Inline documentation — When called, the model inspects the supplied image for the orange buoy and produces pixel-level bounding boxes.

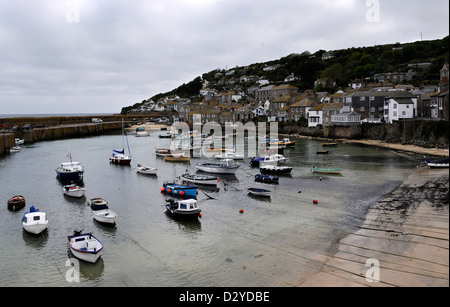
[161,187,165,192]
[199,213,202,218]
[168,189,172,193]
[313,200,318,204]
[239,209,244,213]
[180,190,185,196]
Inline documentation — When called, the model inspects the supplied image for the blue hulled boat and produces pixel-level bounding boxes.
[55,153,84,182]
[162,182,198,198]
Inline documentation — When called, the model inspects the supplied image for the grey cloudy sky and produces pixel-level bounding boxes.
[1,0,448,115]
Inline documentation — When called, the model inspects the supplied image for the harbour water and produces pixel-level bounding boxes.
[0,131,420,287]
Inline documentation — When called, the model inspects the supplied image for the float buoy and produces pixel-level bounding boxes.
[168,189,172,193]
[239,209,244,214]
[313,200,318,204]
[199,213,202,218]
[180,190,185,196]
[298,190,302,193]
[161,187,165,192]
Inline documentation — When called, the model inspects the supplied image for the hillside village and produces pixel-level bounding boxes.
[123,38,449,129]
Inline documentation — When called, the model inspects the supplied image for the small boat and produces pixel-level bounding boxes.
[136,164,157,175]
[110,119,132,165]
[15,138,24,145]
[63,183,86,198]
[316,150,329,154]
[311,166,342,174]
[158,133,172,138]
[255,174,279,184]
[155,147,171,157]
[426,158,449,168]
[22,206,48,235]
[56,153,84,182]
[7,146,21,153]
[260,154,287,166]
[90,198,109,210]
[162,182,198,198]
[165,198,201,219]
[93,208,117,224]
[195,159,240,174]
[181,173,219,186]
[67,229,103,263]
[247,188,271,197]
[135,127,149,137]
[260,165,292,174]
[321,142,338,147]
[267,138,295,147]
[165,153,191,162]
[7,195,26,211]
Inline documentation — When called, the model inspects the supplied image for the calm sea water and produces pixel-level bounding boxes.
[0,131,419,287]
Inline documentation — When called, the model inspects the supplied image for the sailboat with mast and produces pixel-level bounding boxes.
[109,118,132,165]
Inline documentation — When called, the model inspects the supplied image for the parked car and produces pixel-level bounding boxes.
[22,124,33,130]
[12,125,21,131]
[35,124,45,128]
[92,118,103,123]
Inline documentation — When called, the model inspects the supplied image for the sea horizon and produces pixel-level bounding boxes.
[0,112,116,119]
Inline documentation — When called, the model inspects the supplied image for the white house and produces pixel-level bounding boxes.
[383,92,418,123]
[331,106,361,126]
[308,104,325,127]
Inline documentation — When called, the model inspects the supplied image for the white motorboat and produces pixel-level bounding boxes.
[165,198,201,219]
[195,159,239,174]
[426,158,449,168]
[22,206,48,235]
[8,146,21,153]
[67,229,103,263]
[181,173,219,186]
[15,138,24,145]
[259,154,287,166]
[63,183,86,198]
[56,153,84,182]
[260,164,293,174]
[136,164,157,175]
[93,209,118,224]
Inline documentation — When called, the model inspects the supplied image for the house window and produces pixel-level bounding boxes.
[370,107,375,112]
[360,97,365,101]
[393,103,397,109]
[393,111,397,116]
[360,107,365,112]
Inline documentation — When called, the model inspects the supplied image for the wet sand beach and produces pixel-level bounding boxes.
[300,166,449,287]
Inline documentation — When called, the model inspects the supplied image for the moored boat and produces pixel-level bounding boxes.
[181,173,219,186]
[22,206,48,235]
[426,158,449,168]
[93,209,117,224]
[136,164,157,175]
[164,198,201,219]
[67,229,103,263]
[316,150,329,154]
[255,174,279,184]
[195,159,239,174]
[214,151,244,160]
[321,142,338,147]
[7,195,26,211]
[259,165,292,174]
[63,183,86,198]
[110,119,132,165]
[162,182,198,198]
[56,153,84,182]
[164,153,191,162]
[259,154,287,166]
[247,187,271,197]
[90,198,109,210]
[311,166,342,174]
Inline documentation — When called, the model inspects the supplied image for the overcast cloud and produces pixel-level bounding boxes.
[0,0,448,114]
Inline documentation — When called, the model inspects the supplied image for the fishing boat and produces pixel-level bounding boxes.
[181,173,219,186]
[67,229,103,263]
[214,151,244,160]
[260,165,292,174]
[7,195,26,211]
[426,157,449,168]
[55,153,84,182]
[164,198,201,219]
[63,183,86,198]
[311,166,342,174]
[7,146,21,153]
[164,153,191,162]
[247,187,271,197]
[90,198,109,210]
[321,142,338,147]
[22,206,48,235]
[93,208,117,224]
[136,164,157,175]
[155,147,171,157]
[255,174,279,184]
[158,133,172,138]
[110,119,132,165]
[259,154,287,166]
[195,159,240,174]
[161,182,198,198]
[267,138,295,147]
